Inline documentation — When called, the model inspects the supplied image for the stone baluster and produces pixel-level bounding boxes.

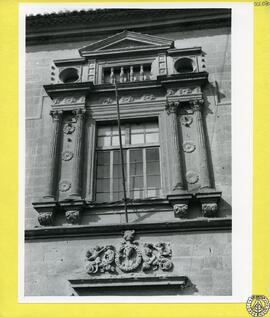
[139,65,144,81]
[191,99,212,189]
[129,66,134,82]
[43,110,63,200]
[120,67,124,83]
[69,109,86,199]
[110,67,115,84]
[165,101,185,191]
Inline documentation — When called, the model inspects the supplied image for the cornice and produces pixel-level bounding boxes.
[25,218,231,240]
[26,9,231,46]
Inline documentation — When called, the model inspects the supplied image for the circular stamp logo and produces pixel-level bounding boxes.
[246,295,270,317]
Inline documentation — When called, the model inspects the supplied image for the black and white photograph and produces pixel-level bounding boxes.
[22,5,243,299]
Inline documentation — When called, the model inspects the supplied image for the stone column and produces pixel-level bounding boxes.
[69,108,86,199]
[165,101,184,191]
[191,99,212,189]
[43,110,63,200]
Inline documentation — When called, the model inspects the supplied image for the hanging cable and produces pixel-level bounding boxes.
[114,79,129,223]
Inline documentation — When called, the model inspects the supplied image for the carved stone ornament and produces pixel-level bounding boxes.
[85,230,174,275]
[102,98,114,105]
[183,141,196,153]
[177,88,193,95]
[166,89,176,96]
[120,96,134,103]
[63,122,75,134]
[165,101,179,114]
[38,212,54,226]
[189,99,204,111]
[202,203,218,217]
[142,94,155,101]
[53,96,85,105]
[65,210,80,224]
[59,180,71,192]
[62,150,74,161]
[173,204,188,218]
[186,171,199,184]
[180,115,193,127]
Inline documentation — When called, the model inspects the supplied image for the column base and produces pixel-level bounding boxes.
[195,191,222,217]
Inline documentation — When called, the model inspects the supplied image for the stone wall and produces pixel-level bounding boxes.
[25,23,231,296]
[25,230,231,296]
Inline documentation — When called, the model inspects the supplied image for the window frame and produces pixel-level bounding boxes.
[94,121,162,202]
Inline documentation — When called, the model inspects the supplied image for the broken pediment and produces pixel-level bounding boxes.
[79,30,174,57]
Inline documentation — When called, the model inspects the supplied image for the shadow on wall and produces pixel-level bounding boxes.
[74,278,198,296]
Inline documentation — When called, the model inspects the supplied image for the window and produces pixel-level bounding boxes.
[95,121,161,202]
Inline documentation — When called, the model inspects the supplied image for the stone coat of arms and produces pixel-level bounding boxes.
[85,230,173,274]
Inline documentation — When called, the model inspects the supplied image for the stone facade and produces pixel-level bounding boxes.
[25,9,231,296]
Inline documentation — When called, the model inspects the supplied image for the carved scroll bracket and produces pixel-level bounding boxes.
[167,193,193,219]
[195,191,222,217]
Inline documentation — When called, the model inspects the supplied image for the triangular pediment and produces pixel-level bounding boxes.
[79,30,174,57]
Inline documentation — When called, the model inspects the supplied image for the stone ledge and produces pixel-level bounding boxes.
[25,217,231,240]
[69,275,188,296]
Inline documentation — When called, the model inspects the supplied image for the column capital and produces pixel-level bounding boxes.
[72,108,86,119]
[189,98,204,111]
[50,110,63,120]
[165,100,180,114]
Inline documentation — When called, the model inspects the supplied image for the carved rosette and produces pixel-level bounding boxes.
[202,203,218,217]
[65,210,80,224]
[180,115,193,127]
[62,151,74,161]
[38,212,54,226]
[59,180,71,192]
[173,204,188,218]
[63,122,75,134]
[85,230,174,275]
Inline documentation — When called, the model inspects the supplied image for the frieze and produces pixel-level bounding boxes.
[102,98,114,105]
[142,94,155,101]
[166,87,201,97]
[120,96,134,103]
[53,96,85,105]
[85,230,173,274]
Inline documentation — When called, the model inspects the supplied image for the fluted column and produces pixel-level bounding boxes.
[165,101,184,191]
[43,110,63,200]
[191,99,212,189]
[69,108,86,198]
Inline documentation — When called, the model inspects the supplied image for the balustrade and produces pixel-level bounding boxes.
[104,64,152,84]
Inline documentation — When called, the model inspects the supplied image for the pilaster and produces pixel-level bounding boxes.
[69,109,86,199]
[43,110,63,200]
